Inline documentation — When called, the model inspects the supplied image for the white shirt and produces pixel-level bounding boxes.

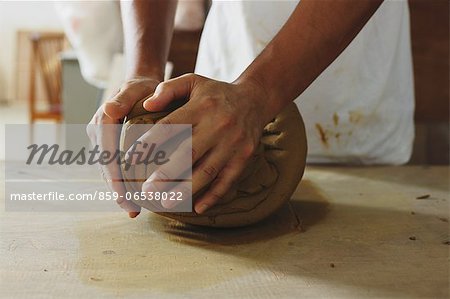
[195,0,415,165]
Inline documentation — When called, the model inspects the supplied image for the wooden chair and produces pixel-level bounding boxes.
[28,32,65,123]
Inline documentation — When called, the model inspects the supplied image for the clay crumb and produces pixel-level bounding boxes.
[90,277,102,282]
[102,250,116,255]
[288,241,295,246]
[416,194,430,200]
[411,211,415,215]
[43,269,48,272]
[409,236,416,241]
[442,241,450,245]
[438,217,448,223]
[330,263,335,268]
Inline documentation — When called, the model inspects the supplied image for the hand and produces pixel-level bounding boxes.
[129,74,273,214]
[87,76,160,218]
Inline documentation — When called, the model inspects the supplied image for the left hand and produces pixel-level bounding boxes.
[87,76,160,218]
[127,74,273,214]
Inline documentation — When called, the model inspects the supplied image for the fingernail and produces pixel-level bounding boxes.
[196,203,209,214]
[129,211,140,218]
[161,198,178,209]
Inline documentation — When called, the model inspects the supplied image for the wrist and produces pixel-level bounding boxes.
[126,65,165,83]
[233,75,281,125]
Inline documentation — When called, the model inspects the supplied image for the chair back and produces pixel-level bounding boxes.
[30,32,65,110]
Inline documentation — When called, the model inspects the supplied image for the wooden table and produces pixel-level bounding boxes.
[1,165,448,298]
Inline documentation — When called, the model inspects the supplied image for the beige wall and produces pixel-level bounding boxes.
[0,1,62,102]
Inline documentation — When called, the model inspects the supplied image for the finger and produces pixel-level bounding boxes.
[143,74,198,112]
[95,114,141,217]
[191,146,231,196]
[86,122,97,146]
[104,79,158,119]
[141,138,193,195]
[86,108,108,146]
[126,112,210,167]
[194,160,247,214]
[160,180,192,210]
[124,110,191,165]
[103,89,139,120]
[99,125,142,216]
[125,105,194,165]
[99,155,142,217]
[110,175,141,218]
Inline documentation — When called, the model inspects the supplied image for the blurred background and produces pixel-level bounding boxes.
[0,0,448,164]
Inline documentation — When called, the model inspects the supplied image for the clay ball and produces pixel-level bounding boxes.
[120,99,307,227]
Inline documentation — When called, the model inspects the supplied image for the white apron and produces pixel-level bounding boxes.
[195,0,414,165]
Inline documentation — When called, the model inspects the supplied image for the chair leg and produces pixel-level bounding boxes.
[29,40,37,124]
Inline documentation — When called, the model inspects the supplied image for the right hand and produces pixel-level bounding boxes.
[87,76,160,218]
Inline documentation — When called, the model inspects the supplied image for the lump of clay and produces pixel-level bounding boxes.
[120,98,307,227]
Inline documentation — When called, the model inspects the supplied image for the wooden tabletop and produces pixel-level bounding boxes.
[1,165,448,298]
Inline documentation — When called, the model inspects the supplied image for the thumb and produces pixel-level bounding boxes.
[103,94,131,120]
[143,74,196,112]
[104,78,160,119]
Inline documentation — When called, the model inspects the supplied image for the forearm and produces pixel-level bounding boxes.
[121,0,177,81]
[237,0,383,118]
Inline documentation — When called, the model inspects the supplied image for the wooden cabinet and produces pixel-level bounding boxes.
[409,0,449,122]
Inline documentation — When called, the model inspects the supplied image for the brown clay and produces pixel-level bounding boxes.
[120,98,307,227]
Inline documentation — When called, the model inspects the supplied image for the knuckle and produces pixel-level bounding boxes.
[230,128,245,144]
[113,88,121,97]
[207,190,224,203]
[182,73,196,80]
[202,165,218,179]
[219,115,236,130]
[200,96,219,110]
[123,77,149,88]
[121,80,137,91]
[176,105,190,119]
[120,78,158,98]
[156,82,169,94]
[156,118,173,135]
[157,117,172,126]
